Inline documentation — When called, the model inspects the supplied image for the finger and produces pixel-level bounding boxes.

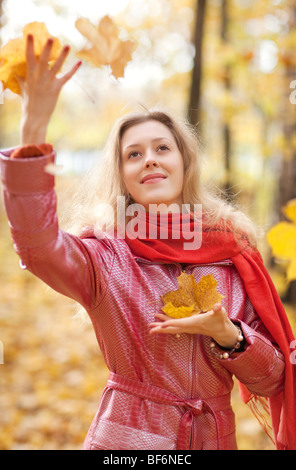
[150,324,181,335]
[149,326,162,335]
[212,303,228,316]
[150,318,181,331]
[154,313,171,321]
[25,34,38,74]
[153,318,178,328]
[57,59,82,86]
[49,44,70,76]
[149,321,168,329]
[155,313,194,327]
[38,38,54,71]
[212,303,222,312]
[154,313,192,325]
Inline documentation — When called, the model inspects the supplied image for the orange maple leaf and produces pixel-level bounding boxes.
[161,273,225,319]
[75,16,136,79]
[0,22,62,95]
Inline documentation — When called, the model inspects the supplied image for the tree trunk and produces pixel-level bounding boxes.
[278,77,296,209]
[277,4,296,303]
[187,0,206,127]
[220,0,232,199]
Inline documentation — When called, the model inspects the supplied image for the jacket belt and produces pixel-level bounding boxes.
[106,372,231,450]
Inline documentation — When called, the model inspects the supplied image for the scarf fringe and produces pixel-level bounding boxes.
[246,395,275,447]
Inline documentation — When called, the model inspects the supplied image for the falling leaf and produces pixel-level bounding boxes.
[0,22,62,95]
[161,272,225,319]
[75,16,136,79]
[267,199,296,282]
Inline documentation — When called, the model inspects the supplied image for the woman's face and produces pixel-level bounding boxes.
[120,120,184,212]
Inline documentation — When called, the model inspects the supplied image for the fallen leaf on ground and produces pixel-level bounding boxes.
[75,16,136,79]
[161,272,225,319]
[0,22,62,95]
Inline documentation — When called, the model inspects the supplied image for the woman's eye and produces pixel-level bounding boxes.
[158,145,169,152]
[128,151,141,158]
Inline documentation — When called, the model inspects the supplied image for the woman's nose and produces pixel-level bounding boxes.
[144,151,159,168]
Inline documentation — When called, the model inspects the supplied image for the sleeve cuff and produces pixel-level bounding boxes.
[0,146,56,194]
[215,320,283,375]
[10,143,53,159]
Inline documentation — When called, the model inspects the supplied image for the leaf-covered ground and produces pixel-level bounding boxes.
[0,185,275,450]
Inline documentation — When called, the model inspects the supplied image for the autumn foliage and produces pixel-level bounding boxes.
[0,22,61,94]
[75,16,136,79]
[0,1,295,451]
[161,273,224,318]
[0,16,136,95]
[267,199,296,283]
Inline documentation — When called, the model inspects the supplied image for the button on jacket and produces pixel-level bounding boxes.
[0,149,285,450]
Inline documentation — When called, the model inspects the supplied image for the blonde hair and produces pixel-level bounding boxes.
[66,106,258,246]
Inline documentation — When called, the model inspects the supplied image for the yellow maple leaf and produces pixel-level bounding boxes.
[161,302,196,319]
[161,272,225,319]
[0,22,62,95]
[267,198,296,282]
[75,16,136,79]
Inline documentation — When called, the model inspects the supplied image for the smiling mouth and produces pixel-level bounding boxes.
[140,174,167,184]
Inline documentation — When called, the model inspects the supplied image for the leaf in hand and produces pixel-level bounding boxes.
[0,22,62,95]
[161,273,225,319]
[75,16,136,79]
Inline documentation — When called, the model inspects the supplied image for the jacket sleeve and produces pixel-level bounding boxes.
[0,147,113,311]
[216,297,285,398]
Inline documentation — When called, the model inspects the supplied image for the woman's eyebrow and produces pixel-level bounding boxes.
[124,137,171,149]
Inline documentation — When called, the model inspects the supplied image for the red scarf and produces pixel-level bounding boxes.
[124,210,296,450]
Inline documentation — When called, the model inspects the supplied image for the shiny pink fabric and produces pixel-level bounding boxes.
[0,150,285,450]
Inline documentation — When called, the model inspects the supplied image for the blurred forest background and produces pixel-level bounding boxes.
[0,0,296,450]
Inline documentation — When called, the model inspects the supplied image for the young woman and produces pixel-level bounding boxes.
[1,36,295,450]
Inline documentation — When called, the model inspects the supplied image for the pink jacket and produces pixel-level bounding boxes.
[0,149,285,450]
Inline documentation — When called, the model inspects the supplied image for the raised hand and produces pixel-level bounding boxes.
[18,34,82,145]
